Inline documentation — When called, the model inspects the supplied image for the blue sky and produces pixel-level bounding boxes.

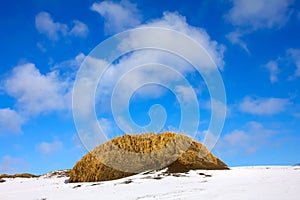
[1,0,300,174]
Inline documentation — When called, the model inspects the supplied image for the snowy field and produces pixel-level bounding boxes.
[0,166,299,200]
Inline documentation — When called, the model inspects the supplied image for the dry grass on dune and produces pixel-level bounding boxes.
[69,132,228,183]
[0,173,39,179]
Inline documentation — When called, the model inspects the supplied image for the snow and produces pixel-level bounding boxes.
[0,166,299,200]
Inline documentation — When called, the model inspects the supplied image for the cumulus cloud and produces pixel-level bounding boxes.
[35,12,88,40]
[3,63,71,116]
[264,61,280,83]
[287,48,300,79]
[37,140,63,155]
[239,96,291,115]
[73,11,225,139]
[174,85,197,104]
[91,12,225,109]
[216,121,276,156]
[52,52,86,77]
[226,30,249,53]
[91,0,142,34]
[35,12,68,40]
[70,20,89,37]
[225,0,294,51]
[0,108,24,134]
[226,0,294,30]
[72,12,226,139]
[0,52,84,134]
[264,48,300,81]
[143,12,225,68]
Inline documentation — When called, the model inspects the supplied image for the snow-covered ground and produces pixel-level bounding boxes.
[1,166,299,200]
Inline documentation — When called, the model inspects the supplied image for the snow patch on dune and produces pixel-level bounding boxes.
[0,166,299,200]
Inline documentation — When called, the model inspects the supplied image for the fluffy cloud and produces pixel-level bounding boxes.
[35,12,68,40]
[90,12,225,119]
[73,11,225,140]
[225,0,294,51]
[264,61,280,83]
[0,53,84,134]
[239,96,291,115]
[287,48,300,79]
[142,12,225,69]
[216,121,276,156]
[0,108,24,134]
[37,140,63,155]
[35,12,88,40]
[52,52,86,77]
[75,12,226,138]
[226,0,294,30]
[226,30,249,53]
[3,63,71,116]
[70,20,89,37]
[264,48,300,81]
[174,85,197,104]
[91,0,142,34]
[91,11,224,98]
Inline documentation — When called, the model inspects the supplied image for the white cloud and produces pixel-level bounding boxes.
[264,61,280,83]
[3,63,71,116]
[287,48,300,79]
[226,30,249,53]
[35,12,68,40]
[216,121,276,156]
[174,85,197,104]
[92,12,225,110]
[70,20,89,37]
[239,96,290,115]
[225,0,294,51]
[264,48,300,81]
[35,12,88,40]
[37,42,47,52]
[141,12,225,69]
[37,140,63,155]
[91,0,142,34]
[73,55,109,118]
[52,52,85,76]
[0,108,24,134]
[222,130,249,147]
[226,0,294,30]
[0,155,27,174]
[73,12,225,139]
[98,117,118,138]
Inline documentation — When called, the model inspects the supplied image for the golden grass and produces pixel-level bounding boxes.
[69,132,228,182]
[0,173,39,179]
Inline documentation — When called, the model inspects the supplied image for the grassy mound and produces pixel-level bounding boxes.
[69,132,228,182]
[0,173,39,179]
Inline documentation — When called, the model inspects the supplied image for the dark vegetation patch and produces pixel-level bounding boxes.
[198,172,212,177]
[121,179,133,184]
[90,183,102,186]
[73,184,81,188]
[170,173,187,177]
